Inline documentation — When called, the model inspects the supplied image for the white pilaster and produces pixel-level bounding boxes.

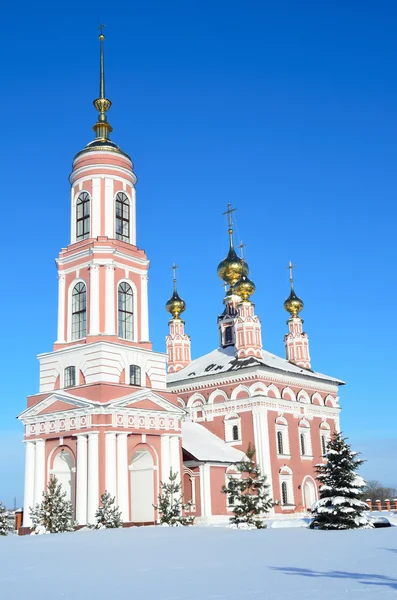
[105,432,117,499]
[169,436,181,484]
[160,435,171,484]
[252,407,274,502]
[104,178,114,238]
[104,264,116,335]
[23,441,36,527]
[33,439,46,507]
[130,188,137,246]
[199,463,212,518]
[87,432,99,524]
[57,274,66,343]
[89,264,100,335]
[140,274,149,342]
[75,434,88,525]
[117,433,129,521]
[92,177,101,238]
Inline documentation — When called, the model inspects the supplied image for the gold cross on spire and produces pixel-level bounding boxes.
[223,203,236,230]
[99,23,106,37]
[238,240,247,259]
[286,260,296,290]
[171,263,179,291]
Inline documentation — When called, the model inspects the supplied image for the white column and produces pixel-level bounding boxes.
[169,436,181,485]
[92,177,101,238]
[252,407,274,502]
[199,463,212,518]
[57,274,66,343]
[87,433,99,524]
[105,432,117,499]
[104,178,114,238]
[160,435,171,484]
[33,439,46,507]
[89,264,100,335]
[23,441,36,527]
[75,435,88,525]
[140,274,149,342]
[130,188,137,246]
[104,264,116,335]
[117,433,129,521]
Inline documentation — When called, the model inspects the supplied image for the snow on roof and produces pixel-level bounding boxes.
[182,421,245,463]
[167,346,344,386]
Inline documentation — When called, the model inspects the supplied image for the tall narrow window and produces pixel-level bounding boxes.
[277,431,284,455]
[300,433,306,456]
[129,365,141,386]
[225,326,233,343]
[115,192,130,242]
[118,282,134,340]
[64,366,76,388]
[321,435,327,456]
[281,481,288,505]
[76,192,90,240]
[71,282,87,340]
[232,424,239,441]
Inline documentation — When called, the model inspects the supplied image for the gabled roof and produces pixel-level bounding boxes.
[18,392,98,419]
[182,421,245,463]
[168,346,344,386]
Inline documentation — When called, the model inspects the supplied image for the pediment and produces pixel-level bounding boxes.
[109,390,185,414]
[19,393,96,419]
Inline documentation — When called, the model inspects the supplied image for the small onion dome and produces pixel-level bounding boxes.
[217,245,249,286]
[234,274,256,302]
[284,289,304,318]
[165,289,186,320]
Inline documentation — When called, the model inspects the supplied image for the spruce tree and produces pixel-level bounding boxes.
[0,503,13,536]
[310,432,372,530]
[30,476,75,534]
[154,469,194,526]
[91,491,122,529]
[221,443,273,529]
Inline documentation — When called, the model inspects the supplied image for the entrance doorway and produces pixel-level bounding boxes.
[130,450,155,522]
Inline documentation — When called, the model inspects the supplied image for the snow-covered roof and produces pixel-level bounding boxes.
[182,421,245,463]
[168,346,344,386]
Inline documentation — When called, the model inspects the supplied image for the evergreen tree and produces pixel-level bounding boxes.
[154,469,194,526]
[221,443,273,529]
[30,476,75,534]
[91,491,122,529]
[310,432,372,530]
[0,503,13,536]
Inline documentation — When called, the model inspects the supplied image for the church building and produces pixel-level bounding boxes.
[18,34,343,527]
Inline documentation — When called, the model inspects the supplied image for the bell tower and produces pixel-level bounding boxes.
[283,262,311,369]
[165,265,191,373]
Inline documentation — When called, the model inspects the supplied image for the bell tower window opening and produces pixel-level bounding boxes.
[129,365,141,386]
[71,282,87,340]
[64,366,76,388]
[115,192,130,242]
[76,192,90,240]
[118,282,134,340]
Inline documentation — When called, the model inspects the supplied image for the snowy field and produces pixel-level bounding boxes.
[1,525,397,599]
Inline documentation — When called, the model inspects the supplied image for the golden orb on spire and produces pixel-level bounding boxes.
[234,274,256,301]
[217,204,249,286]
[284,260,304,317]
[166,263,186,320]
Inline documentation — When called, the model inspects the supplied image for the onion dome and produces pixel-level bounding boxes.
[217,229,249,286]
[284,261,304,317]
[166,264,186,319]
[234,274,256,302]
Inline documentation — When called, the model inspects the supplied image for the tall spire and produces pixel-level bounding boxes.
[165,263,186,320]
[217,204,248,287]
[93,26,113,141]
[284,261,304,318]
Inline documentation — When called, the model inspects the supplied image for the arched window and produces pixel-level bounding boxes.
[321,435,327,456]
[64,366,76,388]
[232,424,239,441]
[71,282,86,340]
[277,431,284,455]
[281,481,288,505]
[115,192,130,242]
[118,282,134,340]
[300,433,306,456]
[76,192,90,240]
[129,364,141,386]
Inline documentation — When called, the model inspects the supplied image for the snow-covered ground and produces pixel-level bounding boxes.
[1,525,396,599]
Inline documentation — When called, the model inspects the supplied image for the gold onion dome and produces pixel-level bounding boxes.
[217,232,249,286]
[234,274,256,302]
[166,289,186,320]
[284,288,304,317]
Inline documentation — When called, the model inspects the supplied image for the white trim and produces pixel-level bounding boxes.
[33,439,46,507]
[67,277,87,343]
[75,434,88,525]
[23,441,36,527]
[57,274,66,343]
[199,463,212,517]
[117,278,138,342]
[89,264,100,336]
[87,432,99,524]
[117,433,129,521]
[104,264,116,335]
[91,178,101,238]
[104,178,114,238]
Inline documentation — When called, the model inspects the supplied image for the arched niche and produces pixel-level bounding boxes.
[130,449,155,523]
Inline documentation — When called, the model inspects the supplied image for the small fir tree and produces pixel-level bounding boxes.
[30,476,74,534]
[154,469,194,526]
[221,443,273,529]
[91,491,122,529]
[0,503,13,536]
[310,432,372,530]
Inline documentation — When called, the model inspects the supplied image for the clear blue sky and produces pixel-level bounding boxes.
[1,1,396,506]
